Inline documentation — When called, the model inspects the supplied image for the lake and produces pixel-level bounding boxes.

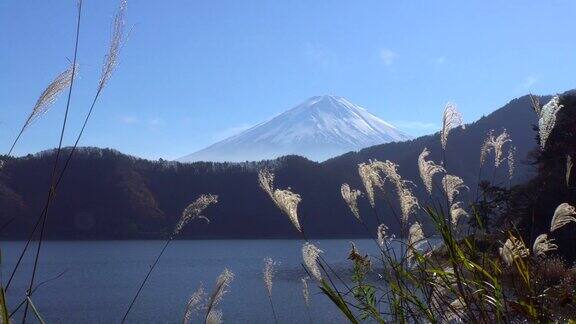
[2,239,383,323]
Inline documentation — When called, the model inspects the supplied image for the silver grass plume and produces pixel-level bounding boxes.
[507,146,516,180]
[407,221,424,262]
[567,155,573,186]
[98,0,127,91]
[450,202,468,228]
[418,147,445,194]
[174,194,218,236]
[358,159,419,225]
[499,235,529,266]
[480,129,512,167]
[183,284,206,324]
[377,224,395,248]
[258,168,275,199]
[372,159,402,184]
[442,174,468,205]
[397,186,420,226]
[262,257,275,297]
[538,95,563,149]
[480,130,494,166]
[341,183,362,220]
[25,65,76,130]
[550,203,576,232]
[358,162,384,207]
[492,130,511,167]
[206,309,223,324]
[532,234,557,258]
[301,277,310,307]
[440,102,464,150]
[302,242,323,281]
[273,190,302,232]
[205,268,235,319]
[373,160,419,225]
[529,93,541,117]
[258,169,302,232]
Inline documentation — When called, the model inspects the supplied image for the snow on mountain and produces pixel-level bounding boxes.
[178,95,412,162]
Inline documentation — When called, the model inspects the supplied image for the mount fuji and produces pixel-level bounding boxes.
[178,95,412,162]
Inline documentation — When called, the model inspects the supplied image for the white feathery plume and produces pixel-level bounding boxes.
[441,102,464,150]
[377,224,395,248]
[407,222,424,262]
[258,169,303,232]
[206,309,223,324]
[183,284,206,324]
[499,235,529,266]
[529,94,541,117]
[25,65,77,131]
[480,129,512,167]
[507,147,516,180]
[302,242,323,281]
[98,0,127,91]
[532,234,558,258]
[480,130,494,167]
[263,257,275,297]
[492,130,511,167]
[373,160,419,225]
[499,239,514,266]
[174,194,218,236]
[301,277,310,307]
[205,268,235,317]
[358,159,419,224]
[550,203,576,232]
[418,147,445,194]
[258,168,275,199]
[538,95,563,149]
[397,186,420,226]
[340,183,362,221]
[567,155,573,186]
[372,160,402,184]
[273,189,302,232]
[358,162,384,207]
[450,202,468,228]
[442,174,468,205]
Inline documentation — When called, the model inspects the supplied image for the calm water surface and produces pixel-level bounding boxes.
[2,239,382,323]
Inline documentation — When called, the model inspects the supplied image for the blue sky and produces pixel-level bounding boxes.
[1,0,575,160]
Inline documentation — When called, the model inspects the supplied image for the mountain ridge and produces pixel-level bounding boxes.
[0,91,559,239]
[179,95,412,162]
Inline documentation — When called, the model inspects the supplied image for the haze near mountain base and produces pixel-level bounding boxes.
[178,95,412,162]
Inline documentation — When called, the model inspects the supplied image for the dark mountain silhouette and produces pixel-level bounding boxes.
[0,93,551,239]
[507,93,576,261]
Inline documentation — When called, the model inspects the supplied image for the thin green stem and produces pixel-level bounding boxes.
[22,2,82,322]
[121,237,173,323]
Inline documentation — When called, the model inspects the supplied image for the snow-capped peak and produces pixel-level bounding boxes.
[178,95,412,162]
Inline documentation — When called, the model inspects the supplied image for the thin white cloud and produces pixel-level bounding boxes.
[148,118,164,127]
[380,48,398,66]
[305,42,337,68]
[212,123,253,141]
[435,56,446,64]
[147,117,166,131]
[119,116,165,131]
[518,75,538,91]
[120,116,138,124]
[392,121,439,131]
